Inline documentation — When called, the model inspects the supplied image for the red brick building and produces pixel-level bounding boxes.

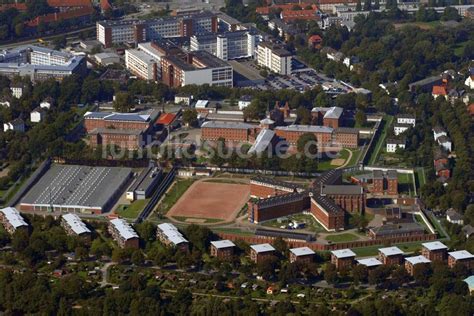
[201,121,257,142]
[405,255,431,276]
[447,250,474,269]
[421,241,448,262]
[378,246,404,266]
[371,170,398,195]
[250,176,301,198]
[311,106,343,128]
[274,125,333,145]
[247,192,310,224]
[84,111,157,149]
[331,249,356,270]
[210,240,235,260]
[289,247,315,263]
[310,195,345,231]
[333,128,359,148]
[250,243,276,264]
[108,218,139,249]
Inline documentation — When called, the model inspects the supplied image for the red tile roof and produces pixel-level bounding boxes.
[156,113,177,125]
[432,85,447,96]
[282,9,319,22]
[100,0,112,11]
[468,103,474,116]
[47,0,92,8]
[0,3,27,12]
[26,6,94,27]
[309,34,322,42]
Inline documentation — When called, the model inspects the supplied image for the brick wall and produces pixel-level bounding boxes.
[310,199,344,231]
[247,195,309,223]
[84,118,149,132]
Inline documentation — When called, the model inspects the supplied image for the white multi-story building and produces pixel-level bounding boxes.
[190,30,257,61]
[96,11,218,48]
[256,42,292,75]
[396,114,416,127]
[30,107,45,123]
[386,138,406,153]
[125,49,158,81]
[393,123,411,136]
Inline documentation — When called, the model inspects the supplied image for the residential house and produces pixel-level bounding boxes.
[330,249,356,270]
[405,255,431,276]
[356,257,382,269]
[448,250,474,269]
[432,85,448,100]
[10,83,26,99]
[463,275,474,294]
[386,138,406,153]
[462,225,474,239]
[250,243,276,264]
[432,126,447,141]
[210,240,235,260]
[437,135,452,152]
[30,107,46,123]
[378,246,404,266]
[465,67,474,89]
[446,209,464,225]
[289,247,315,263]
[3,118,25,133]
[396,114,416,127]
[421,241,448,262]
[394,123,411,136]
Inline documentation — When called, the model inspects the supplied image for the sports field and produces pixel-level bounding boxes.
[167,181,250,222]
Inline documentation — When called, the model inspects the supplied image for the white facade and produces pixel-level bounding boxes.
[396,116,416,127]
[437,137,452,152]
[256,42,292,75]
[183,66,233,87]
[3,119,25,132]
[30,108,45,123]
[394,124,410,136]
[386,140,406,153]
[125,49,157,81]
[433,128,447,141]
[465,75,474,89]
[190,31,257,61]
[10,87,23,99]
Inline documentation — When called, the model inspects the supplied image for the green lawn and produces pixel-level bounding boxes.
[317,149,351,171]
[157,179,195,215]
[352,241,423,257]
[368,115,394,165]
[116,199,150,219]
[262,213,325,233]
[398,173,416,196]
[454,41,468,57]
[345,148,361,167]
[325,233,360,243]
[414,214,430,233]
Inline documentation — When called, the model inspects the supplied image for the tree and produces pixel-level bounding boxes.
[349,214,369,232]
[363,0,371,11]
[296,106,311,125]
[391,266,410,287]
[352,265,368,285]
[413,263,432,286]
[113,92,132,112]
[441,6,461,21]
[324,263,338,284]
[355,110,367,127]
[14,23,24,37]
[297,133,318,157]
[185,224,212,253]
[356,0,362,11]
[131,249,144,266]
[182,108,198,127]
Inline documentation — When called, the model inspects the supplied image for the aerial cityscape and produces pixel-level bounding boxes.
[0,0,473,314]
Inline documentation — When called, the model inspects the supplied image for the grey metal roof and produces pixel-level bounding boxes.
[422,241,448,251]
[62,213,91,235]
[449,250,474,260]
[370,222,424,237]
[157,223,188,245]
[405,255,431,265]
[84,110,157,123]
[331,248,356,259]
[250,243,275,253]
[251,176,302,190]
[311,106,343,119]
[290,247,315,257]
[311,195,344,215]
[248,129,275,154]
[320,184,363,195]
[275,125,333,133]
[357,257,382,267]
[110,218,138,240]
[21,164,132,210]
[201,121,255,129]
[211,240,235,249]
[0,207,28,229]
[379,246,404,257]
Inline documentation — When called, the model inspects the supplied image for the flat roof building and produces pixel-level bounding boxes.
[356,257,383,269]
[21,164,133,214]
[448,250,474,269]
[331,248,356,270]
[126,163,163,201]
[210,240,236,260]
[250,243,276,264]
[109,218,139,248]
[0,207,28,235]
[405,255,431,276]
[289,246,315,263]
[256,42,292,75]
[422,241,448,262]
[378,246,404,265]
[0,45,86,82]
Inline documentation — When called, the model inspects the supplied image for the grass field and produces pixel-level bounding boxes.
[262,213,325,233]
[346,148,362,168]
[325,233,360,243]
[368,115,394,165]
[398,173,416,196]
[158,179,195,214]
[352,241,423,257]
[317,149,351,171]
[116,199,149,219]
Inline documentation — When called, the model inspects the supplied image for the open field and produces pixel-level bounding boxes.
[398,173,416,196]
[116,199,149,219]
[325,233,360,243]
[352,241,424,257]
[167,181,250,222]
[158,179,195,215]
